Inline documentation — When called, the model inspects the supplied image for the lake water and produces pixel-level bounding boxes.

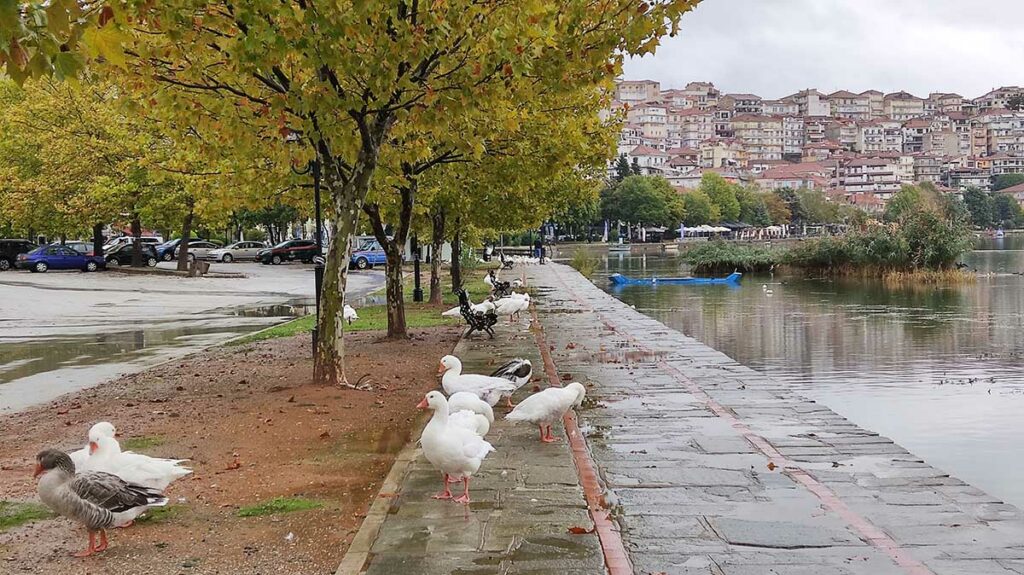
[599,236,1024,508]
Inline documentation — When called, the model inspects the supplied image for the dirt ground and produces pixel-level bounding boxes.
[0,326,461,575]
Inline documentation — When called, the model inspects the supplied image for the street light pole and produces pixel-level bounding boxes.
[412,234,423,302]
[312,155,324,353]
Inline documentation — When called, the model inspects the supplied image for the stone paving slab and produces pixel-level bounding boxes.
[527,262,1024,575]
[340,314,606,574]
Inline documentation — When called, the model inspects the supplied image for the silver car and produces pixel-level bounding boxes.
[205,241,267,262]
[175,240,222,262]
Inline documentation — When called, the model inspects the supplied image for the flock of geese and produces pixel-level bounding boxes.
[423,355,585,503]
[30,265,576,556]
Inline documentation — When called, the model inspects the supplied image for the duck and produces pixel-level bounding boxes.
[441,306,462,318]
[447,392,496,424]
[78,435,192,490]
[483,271,495,288]
[439,355,516,406]
[34,449,168,557]
[417,391,494,504]
[506,382,586,443]
[70,422,116,469]
[511,279,523,289]
[489,359,533,407]
[449,410,490,437]
[493,295,530,321]
[761,284,774,296]
[343,304,359,324]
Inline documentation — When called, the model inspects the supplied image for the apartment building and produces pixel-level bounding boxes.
[720,93,763,114]
[861,90,884,118]
[825,118,858,150]
[615,79,661,104]
[923,130,960,157]
[627,145,671,172]
[763,98,800,116]
[789,89,831,117]
[901,118,931,153]
[883,92,925,120]
[856,119,904,153]
[682,81,720,110]
[659,89,694,108]
[973,87,1023,112]
[946,167,992,191]
[731,115,784,161]
[840,157,901,198]
[700,138,748,168]
[989,153,1024,175]
[973,111,1024,155]
[782,116,805,156]
[827,90,871,120]
[912,154,943,183]
[928,92,964,114]
[671,108,716,149]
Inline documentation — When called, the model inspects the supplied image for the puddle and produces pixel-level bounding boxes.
[591,349,667,364]
[0,301,305,414]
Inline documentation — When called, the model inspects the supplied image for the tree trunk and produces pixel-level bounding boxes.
[429,207,445,304]
[450,217,462,292]
[92,224,104,257]
[315,206,355,386]
[130,215,143,267]
[363,181,416,340]
[176,200,195,272]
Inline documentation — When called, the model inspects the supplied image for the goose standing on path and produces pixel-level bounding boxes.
[489,359,533,407]
[417,391,494,504]
[34,449,168,557]
[343,304,359,324]
[439,355,516,406]
[506,383,587,442]
[79,435,192,490]
[493,294,530,322]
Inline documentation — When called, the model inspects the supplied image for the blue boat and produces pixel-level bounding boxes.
[608,272,742,285]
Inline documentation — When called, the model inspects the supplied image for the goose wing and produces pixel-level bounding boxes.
[71,472,167,513]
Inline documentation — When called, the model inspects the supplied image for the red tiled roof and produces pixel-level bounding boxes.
[827,90,864,99]
[885,91,922,101]
[629,145,669,156]
[666,147,699,156]
[724,93,762,100]
[998,182,1024,194]
[848,157,894,167]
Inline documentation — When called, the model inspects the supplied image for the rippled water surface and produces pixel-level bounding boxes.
[599,236,1024,508]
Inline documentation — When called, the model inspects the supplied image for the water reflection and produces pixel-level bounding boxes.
[600,237,1024,508]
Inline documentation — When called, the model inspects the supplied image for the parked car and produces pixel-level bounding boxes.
[256,239,319,265]
[206,241,267,262]
[16,245,106,272]
[0,239,38,271]
[103,235,164,252]
[104,243,158,267]
[350,238,387,270]
[175,240,222,262]
[156,239,181,261]
[63,241,97,255]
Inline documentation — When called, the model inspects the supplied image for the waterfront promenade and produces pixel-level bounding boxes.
[339,262,1024,575]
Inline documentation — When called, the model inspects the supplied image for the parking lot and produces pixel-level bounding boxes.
[0,261,385,412]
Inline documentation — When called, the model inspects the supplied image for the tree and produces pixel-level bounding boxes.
[961,186,994,228]
[773,187,806,224]
[993,173,1024,191]
[602,175,684,227]
[681,190,718,226]
[630,157,642,176]
[2,1,701,385]
[614,154,632,182]
[1008,93,1024,112]
[763,193,792,225]
[798,189,840,224]
[992,193,1024,228]
[699,173,740,221]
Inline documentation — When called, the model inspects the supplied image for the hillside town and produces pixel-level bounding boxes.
[610,80,1024,212]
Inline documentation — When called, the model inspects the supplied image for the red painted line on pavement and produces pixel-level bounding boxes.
[544,265,936,575]
[530,306,633,575]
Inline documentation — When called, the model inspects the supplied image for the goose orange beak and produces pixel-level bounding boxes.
[436,362,445,375]
[88,441,99,455]
[416,397,429,409]
[32,463,43,478]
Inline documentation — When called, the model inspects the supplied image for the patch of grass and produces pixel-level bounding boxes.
[236,497,322,517]
[0,501,55,531]
[136,504,183,524]
[121,435,165,451]
[569,248,598,278]
[229,315,317,345]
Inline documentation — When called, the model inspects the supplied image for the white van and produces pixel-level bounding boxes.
[102,235,164,252]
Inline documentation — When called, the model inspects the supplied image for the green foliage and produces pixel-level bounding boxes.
[237,497,322,518]
[698,173,740,221]
[630,157,642,176]
[763,193,792,225]
[135,504,183,524]
[683,240,779,273]
[992,194,1024,228]
[601,175,685,227]
[993,173,1024,191]
[773,188,806,224]
[962,187,994,228]
[613,154,631,182]
[0,501,54,531]
[121,436,165,451]
[1008,94,1024,112]
[681,190,718,225]
[570,248,599,278]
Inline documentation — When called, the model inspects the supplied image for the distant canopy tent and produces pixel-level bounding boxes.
[682,224,731,236]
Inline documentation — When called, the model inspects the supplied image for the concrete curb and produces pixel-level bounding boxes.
[108,266,247,278]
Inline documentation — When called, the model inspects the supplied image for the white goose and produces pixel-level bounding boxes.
[489,359,533,407]
[78,435,192,490]
[439,355,516,406]
[70,422,116,469]
[343,304,359,324]
[493,294,530,321]
[448,392,495,425]
[417,391,494,504]
[506,382,587,443]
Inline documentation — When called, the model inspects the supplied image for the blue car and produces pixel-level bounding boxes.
[350,238,387,270]
[16,245,106,273]
[156,239,182,261]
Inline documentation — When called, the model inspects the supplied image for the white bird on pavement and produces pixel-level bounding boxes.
[417,391,494,504]
[439,355,516,406]
[343,304,359,324]
[447,392,495,424]
[489,359,533,407]
[78,436,192,491]
[506,382,587,443]
[493,295,530,321]
[70,422,116,469]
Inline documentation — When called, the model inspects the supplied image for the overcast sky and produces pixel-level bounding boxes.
[623,0,1024,99]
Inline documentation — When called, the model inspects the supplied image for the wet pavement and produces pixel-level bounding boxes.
[0,263,384,412]
[530,262,1024,575]
[339,316,606,575]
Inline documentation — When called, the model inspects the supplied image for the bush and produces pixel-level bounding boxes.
[683,240,779,273]
[569,248,598,277]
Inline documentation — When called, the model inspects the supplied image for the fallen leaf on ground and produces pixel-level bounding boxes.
[767,461,777,471]
[567,525,595,535]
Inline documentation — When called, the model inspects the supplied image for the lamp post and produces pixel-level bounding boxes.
[411,234,423,302]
